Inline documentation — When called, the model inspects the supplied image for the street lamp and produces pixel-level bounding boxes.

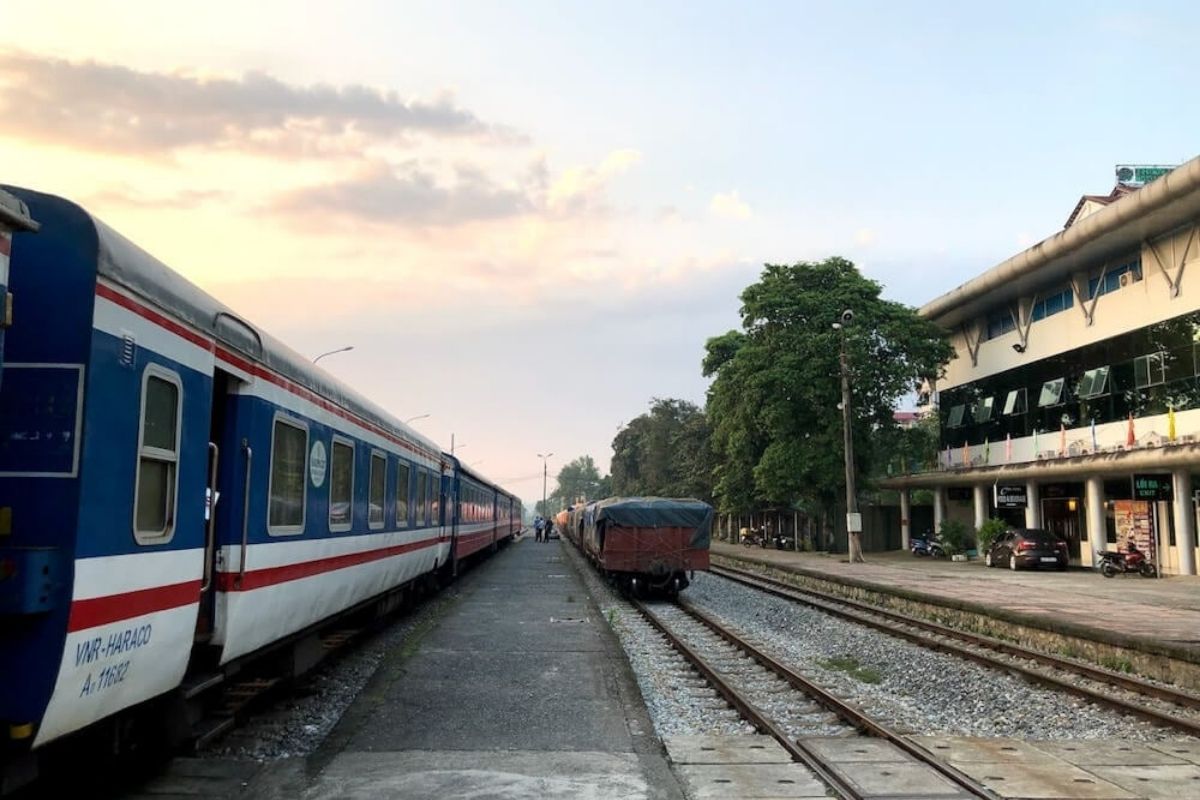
[537,452,553,517]
[313,345,354,364]
[833,309,865,563]
[404,413,430,424]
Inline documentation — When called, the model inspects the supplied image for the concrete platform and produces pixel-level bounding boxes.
[713,543,1200,663]
[255,538,685,800]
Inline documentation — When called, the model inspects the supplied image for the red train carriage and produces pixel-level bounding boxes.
[574,497,711,596]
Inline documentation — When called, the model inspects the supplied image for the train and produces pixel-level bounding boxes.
[563,497,712,595]
[0,189,39,390]
[0,186,521,791]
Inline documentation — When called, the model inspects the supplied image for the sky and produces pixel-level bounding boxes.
[3,1,1200,508]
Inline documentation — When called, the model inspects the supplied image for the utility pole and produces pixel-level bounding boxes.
[835,309,865,563]
[537,452,553,517]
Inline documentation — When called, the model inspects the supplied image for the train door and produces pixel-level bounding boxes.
[195,368,238,642]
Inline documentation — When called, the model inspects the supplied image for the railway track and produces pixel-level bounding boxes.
[710,563,1200,737]
[632,598,999,800]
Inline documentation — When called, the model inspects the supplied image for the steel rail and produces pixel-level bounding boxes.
[711,563,1200,737]
[674,600,1000,800]
[631,599,867,800]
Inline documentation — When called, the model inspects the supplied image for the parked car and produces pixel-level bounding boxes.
[984,527,1069,571]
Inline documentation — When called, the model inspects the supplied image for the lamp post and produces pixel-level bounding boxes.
[833,309,865,563]
[313,345,354,364]
[404,413,430,424]
[537,452,553,517]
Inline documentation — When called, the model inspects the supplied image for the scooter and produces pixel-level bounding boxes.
[911,532,946,558]
[741,528,768,548]
[1097,543,1156,578]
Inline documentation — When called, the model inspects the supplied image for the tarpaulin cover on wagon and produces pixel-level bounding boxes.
[592,497,713,549]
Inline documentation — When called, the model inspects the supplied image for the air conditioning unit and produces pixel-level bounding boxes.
[1119,272,1131,288]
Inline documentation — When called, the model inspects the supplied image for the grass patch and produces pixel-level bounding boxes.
[1100,655,1134,673]
[819,655,883,684]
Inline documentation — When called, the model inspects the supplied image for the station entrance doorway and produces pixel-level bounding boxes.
[1041,482,1084,563]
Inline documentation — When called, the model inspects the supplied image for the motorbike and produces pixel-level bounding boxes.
[911,533,946,559]
[1097,544,1156,578]
[772,532,795,550]
[741,527,768,548]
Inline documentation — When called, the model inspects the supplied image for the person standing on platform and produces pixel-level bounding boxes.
[534,516,544,542]
[544,518,554,543]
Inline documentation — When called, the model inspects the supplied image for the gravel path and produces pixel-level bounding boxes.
[686,572,1191,741]
[561,541,754,738]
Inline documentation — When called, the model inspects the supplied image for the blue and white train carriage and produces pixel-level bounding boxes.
[0,186,516,777]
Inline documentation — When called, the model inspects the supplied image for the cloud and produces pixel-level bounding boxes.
[854,227,877,246]
[86,185,231,209]
[547,148,641,215]
[271,161,531,226]
[709,189,752,220]
[0,50,500,156]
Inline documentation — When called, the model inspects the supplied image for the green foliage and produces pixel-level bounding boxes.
[611,398,714,501]
[554,455,606,506]
[818,655,882,684]
[703,257,955,516]
[938,518,971,555]
[975,517,1009,553]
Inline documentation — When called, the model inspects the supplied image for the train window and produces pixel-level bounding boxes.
[134,367,181,543]
[369,451,386,529]
[268,416,307,534]
[427,472,436,525]
[415,470,427,526]
[396,462,410,527]
[330,438,354,531]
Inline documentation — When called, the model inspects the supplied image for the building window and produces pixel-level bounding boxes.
[1134,353,1166,389]
[330,438,354,531]
[974,396,995,424]
[1002,387,1027,416]
[1031,287,1074,321]
[369,451,386,529]
[415,470,427,526]
[1087,259,1142,299]
[269,417,307,533]
[1076,366,1111,400]
[396,462,410,527]
[134,368,181,542]
[1038,378,1064,407]
[946,404,966,428]
[986,308,1016,340]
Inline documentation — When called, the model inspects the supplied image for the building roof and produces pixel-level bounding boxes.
[920,155,1200,329]
[1063,184,1137,229]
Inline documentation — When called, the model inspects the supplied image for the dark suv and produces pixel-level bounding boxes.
[984,528,1068,571]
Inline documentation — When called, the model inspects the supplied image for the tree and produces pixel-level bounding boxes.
[555,456,606,506]
[704,257,954,562]
[611,398,714,501]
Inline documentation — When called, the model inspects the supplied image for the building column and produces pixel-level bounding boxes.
[1085,476,1106,568]
[933,487,946,533]
[973,484,989,531]
[900,490,912,551]
[1025,480,1042,529]
[1174,469,1197,576]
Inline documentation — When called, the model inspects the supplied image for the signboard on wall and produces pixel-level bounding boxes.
[1133,474,1173,501]
[994,485,1028,508]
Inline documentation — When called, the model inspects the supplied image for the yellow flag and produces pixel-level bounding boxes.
[1169,405,1177,442]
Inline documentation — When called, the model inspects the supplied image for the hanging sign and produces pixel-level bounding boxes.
[1132,474,1172,501]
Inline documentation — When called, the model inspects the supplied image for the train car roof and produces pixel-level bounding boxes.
[446,453,506,496]
[592,496,713,528]
[7,186,443,460]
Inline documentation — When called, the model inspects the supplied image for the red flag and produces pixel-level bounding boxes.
[1126,412,1136,447]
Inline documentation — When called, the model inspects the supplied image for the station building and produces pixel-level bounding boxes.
[887,157,1200,575]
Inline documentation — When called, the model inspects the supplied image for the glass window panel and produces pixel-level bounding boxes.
[946,404,965,428]
[1003,388,1027,416]
[143,376,178,452]
[974,396,995,424]
[428,473,436,525]
[269,421,306,528]
[330,440,353,527]
[1134,353,1165,389]
[396,462,410,526]
[1038,378,1064,407]
[136,458,173,535]
[369,453,385,525]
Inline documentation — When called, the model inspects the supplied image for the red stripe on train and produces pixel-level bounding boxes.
[67,580,201,632]
[217,535,445,592]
